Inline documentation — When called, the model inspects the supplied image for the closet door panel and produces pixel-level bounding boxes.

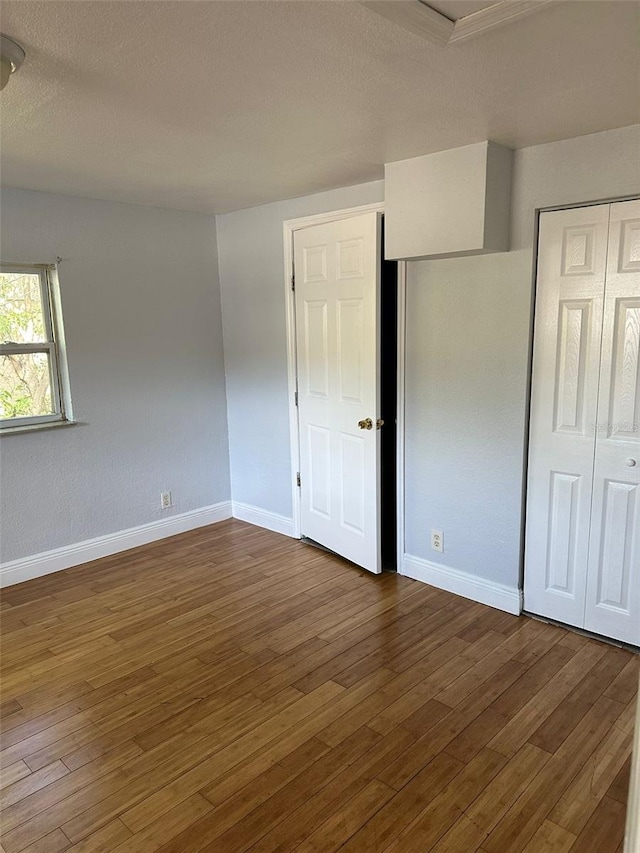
[524,204,609,627]
[584,199,640,645]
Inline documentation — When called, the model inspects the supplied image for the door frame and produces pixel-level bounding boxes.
[522,193,640,614]
[283,203,407,573]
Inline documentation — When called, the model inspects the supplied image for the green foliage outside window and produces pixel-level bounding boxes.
[0,272,53,419]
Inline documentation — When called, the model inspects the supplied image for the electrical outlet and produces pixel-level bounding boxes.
[431,529,444,553]
[160,491,172,510]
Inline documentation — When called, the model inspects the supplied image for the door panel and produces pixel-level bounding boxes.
[553,300,592,433]
[545,471,582,595]
[308,425,331,518]
[606,299,640,437]
[304,300,329,398]
[337,299,364,403]
[294,212,381,573]
[340,433,366,533]
[584,199,640,644]
[524,204,610,626]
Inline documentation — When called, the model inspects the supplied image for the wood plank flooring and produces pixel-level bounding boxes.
[0,519,637,852]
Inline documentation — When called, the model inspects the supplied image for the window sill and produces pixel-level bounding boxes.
[0,419,81,437]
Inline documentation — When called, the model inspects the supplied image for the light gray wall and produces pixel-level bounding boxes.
[8,126,635,583]
[0,188,230,563]
[217,125,639,593]
[216,181,384,517]
[405,125,640,588]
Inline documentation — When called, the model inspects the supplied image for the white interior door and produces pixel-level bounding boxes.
[524,204,610,626]
[584,199,640,644]
[294,212,381,573]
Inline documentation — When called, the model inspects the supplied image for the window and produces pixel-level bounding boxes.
[0,263,72,431]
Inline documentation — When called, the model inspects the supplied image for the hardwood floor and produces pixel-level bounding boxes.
[0,519,637,852]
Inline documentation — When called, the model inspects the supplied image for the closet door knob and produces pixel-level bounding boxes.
[626,458,637,467]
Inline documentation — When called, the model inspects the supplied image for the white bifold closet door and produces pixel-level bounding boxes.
[525,199,640,646]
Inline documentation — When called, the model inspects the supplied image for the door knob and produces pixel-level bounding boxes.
[626,458,637,467]
[358,417,373,430]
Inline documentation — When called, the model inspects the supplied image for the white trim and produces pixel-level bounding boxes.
[625,678,640,852]
[360,1,453,46]
[0,264,69,431]
[283,201,385,542]
[0,418,78,437]
[50,264,74,424]
[283,202,385,237]
[232,502,296,538]
[0,502,233,588]
[396,262,407,575]
[401,553,522,615]
[450,0,555,43]
[360,0,555,47]
[284,219,302,539]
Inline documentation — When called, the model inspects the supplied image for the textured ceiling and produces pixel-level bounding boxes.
[1,0,639,214]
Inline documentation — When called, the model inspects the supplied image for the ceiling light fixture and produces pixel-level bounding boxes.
[1,34,25,91]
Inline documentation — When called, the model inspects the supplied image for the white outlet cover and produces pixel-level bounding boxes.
[431,529,444,553]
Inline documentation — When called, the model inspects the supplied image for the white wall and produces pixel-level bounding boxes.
[405,125,640,590]
[216,181,384,518]
[0,189,230,564]
[217,125,640,596]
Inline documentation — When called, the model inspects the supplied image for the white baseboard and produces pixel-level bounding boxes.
[401,553,522,615]
[232,502,296,538]
[0,501,233,588]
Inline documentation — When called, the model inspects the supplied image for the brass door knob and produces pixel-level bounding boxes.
[376,419,385,429]
[358,417,373,430]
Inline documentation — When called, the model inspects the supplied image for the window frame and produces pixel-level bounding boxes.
[0,262,72,431]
